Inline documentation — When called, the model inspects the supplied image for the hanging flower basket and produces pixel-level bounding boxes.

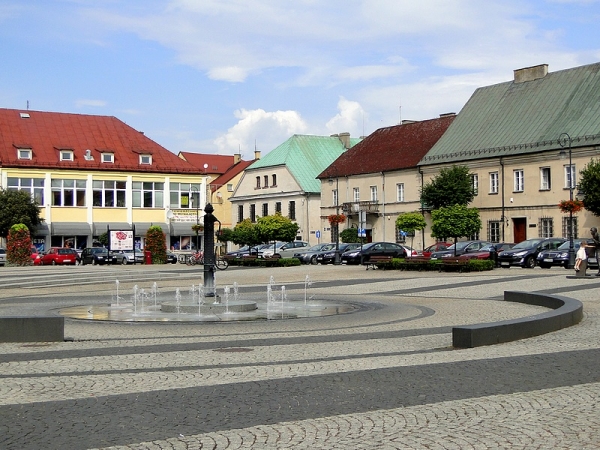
[328,213,346,225]
[191,224,204,233]
[558,199,584,214]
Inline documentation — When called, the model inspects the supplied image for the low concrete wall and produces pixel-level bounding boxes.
[452,291,583,348]
[0,316,65,343]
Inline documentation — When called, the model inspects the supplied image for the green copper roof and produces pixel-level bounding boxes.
[249,134,361,193]
[420,62,600,165]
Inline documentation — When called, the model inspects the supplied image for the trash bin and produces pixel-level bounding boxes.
[144,250,152,265]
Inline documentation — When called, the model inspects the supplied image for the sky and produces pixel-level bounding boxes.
[1,1,599,160]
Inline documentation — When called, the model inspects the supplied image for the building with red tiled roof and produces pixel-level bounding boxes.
[317,114,455,247]
[0,108,209,252]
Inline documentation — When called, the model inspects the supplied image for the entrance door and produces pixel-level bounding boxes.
[513,218,527,243]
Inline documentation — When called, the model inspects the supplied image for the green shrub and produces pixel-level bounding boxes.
[7,224,33,266]
[145,225,167,264]
[467,259,495,271]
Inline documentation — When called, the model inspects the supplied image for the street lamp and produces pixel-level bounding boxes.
[328,177,341,265]
[191,186,200,251]
[559,132,575,269]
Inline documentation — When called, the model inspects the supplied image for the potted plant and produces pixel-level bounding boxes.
[327,213,346,225]
[558,199,584,213]
[191,224,204,233]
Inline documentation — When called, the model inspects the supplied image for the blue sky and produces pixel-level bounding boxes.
[1,1,599,160]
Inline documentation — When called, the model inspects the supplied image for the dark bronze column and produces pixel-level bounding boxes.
[203,203,218,301]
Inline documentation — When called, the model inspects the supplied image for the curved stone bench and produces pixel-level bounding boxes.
[452,291,583,348]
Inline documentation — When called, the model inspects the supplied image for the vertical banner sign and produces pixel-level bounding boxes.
[110,230,134,251]
[359,211,367,237]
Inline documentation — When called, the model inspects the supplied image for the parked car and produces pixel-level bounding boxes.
[0,248,5,266]
[316,243,362,264]
[497,238,566,268]
[37,247,80,265]
[295,243,335,264]
[400,245,419,257]
[429,240,492,260]
[166,251,178,264]
[80,247,119,265]
[421,242,451,258]
[536,239,598,269]
[116,250,144,264]
[457,243,515,264]
[341,241,407,265]
[260,241,309,258]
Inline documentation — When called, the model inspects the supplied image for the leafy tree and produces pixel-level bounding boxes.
[217,227,234,244]
[145,225,167,264]
[7,223,33,266]
[420,165,475,210]
[98,232,109,247]
[255,213,299,244]
[395,212,427,256]
[578,158,600,216]
[0,189,43,238]
[340,227,361,243]
[431,205,482,255]
[232,219,261,247]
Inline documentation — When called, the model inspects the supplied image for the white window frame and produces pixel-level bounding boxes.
[353,187,360,202]
[540,167,551,190]
[471,174,479,195]
[564,164,576,189]
[513,169,524,192]
[60,150,74,161]
[92,180,126,208]
[18,148,32,160]
[51,179,86,207]
[7,177,44,204]
[333,189,339,207]
[169,183,201,209]
[102,153,114,163]
[370,186,377,202]
[139,154,152,165]
[132,181,164,208]
[489,172,498,194]
[397,183,405,202]
[539,218,553,238]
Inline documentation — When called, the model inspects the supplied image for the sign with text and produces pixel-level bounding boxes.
[110,230,134,251]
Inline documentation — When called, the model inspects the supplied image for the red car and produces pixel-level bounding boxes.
[421,242,451,258]
[36,247,80,265]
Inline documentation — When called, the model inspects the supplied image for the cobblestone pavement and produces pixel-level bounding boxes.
[0,264,599,449]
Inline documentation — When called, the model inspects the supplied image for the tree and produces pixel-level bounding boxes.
[420,165,475,210]
[578,158,600,216]
[255,213,300,244]
[395,212,427,256]
[6,223,33,266]
[340,227,361,243]
[145,225,167,264]
[217,227,234,244]
[232,219,261,247]
[431,205,482,255]
[0,189,43,238]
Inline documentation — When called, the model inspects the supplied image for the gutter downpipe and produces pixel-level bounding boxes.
[500,157,505,242]
[419,167,425,250]
[381,172,385,240]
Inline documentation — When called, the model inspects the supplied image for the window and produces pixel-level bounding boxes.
[540,167,551,190]
[562,216,578,240]
[102,153,114,163]
[564,164,576,189]
[264,175,269,188]
[539,218,553,238]
[51,179,86,206]
[93,180,126,207]
[262,203,268,217]
[288,201,296,220]
[169,183,201,209]
[238,205,244,222]
[353,188,360,202]
[370,186,377,202]
[227,183,233,192]
[60,150,73,161]
[18,148,32,160]
[272,174,277,186]
[489,172,498,194]
[250,204,256,222]
[513,169,524,192]
[487,221,501,243]
[139,154,152,165]
[7,177,44,204]
[333,189,339,207]
[397,183,405,202]
[275,202,282,214]
[132,181,164,208]
[256,177,261,189]
[471,174,479,195]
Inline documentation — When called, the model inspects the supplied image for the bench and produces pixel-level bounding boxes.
[364,255,394,270]
[440,258,470,272]
[401,256,432,271]
[261,254,282,267]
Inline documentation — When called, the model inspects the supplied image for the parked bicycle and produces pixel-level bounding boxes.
[186,251,204,266]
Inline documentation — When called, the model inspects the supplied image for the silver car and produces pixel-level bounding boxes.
[0,248,5,266]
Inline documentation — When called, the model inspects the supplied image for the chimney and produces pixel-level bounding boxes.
[439,112,456,118]
[233,153,241,164]
[514,64,548,83]
[338,132,351,149]
[401,120,417,125]
[254,150,261,160]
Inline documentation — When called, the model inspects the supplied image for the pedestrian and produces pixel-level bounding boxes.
[574,242,588,271]
[591,227,600,276]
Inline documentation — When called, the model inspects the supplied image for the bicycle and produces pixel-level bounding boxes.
[215,256,229,271]
[186,251,204,266]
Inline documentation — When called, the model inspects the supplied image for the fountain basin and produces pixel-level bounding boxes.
[161,300,258,314]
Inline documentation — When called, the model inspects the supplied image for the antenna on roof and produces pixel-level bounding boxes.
[398,104,402,125]
[26,100,29,110]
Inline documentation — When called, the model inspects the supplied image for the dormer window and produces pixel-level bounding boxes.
[102,153,114,163]
[18,148,32,160]
[60,150,74,161]
[139,154,152,165]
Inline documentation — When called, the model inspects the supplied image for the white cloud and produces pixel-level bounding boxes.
[213,109,308,157]
[325,98,366,136]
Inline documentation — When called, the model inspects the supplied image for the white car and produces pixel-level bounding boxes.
[260,241,309,258]
[0,248,6,266]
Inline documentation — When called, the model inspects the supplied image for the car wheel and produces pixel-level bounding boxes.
[310,255,318,265]
[51,260,57,266]
[121,257,127,265]
[92,259,97,266]
[525,256,536,268]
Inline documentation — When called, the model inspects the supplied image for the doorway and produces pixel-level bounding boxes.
[513,218,527,243]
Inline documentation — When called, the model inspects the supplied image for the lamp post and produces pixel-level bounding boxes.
[559,132,575,269]
[328,177,341,265]
[191,186,200,251]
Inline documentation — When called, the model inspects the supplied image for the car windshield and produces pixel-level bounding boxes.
[446,242,470,251]
[512,239,544,250]
[557,240,586,250]
[307,245,323,251]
